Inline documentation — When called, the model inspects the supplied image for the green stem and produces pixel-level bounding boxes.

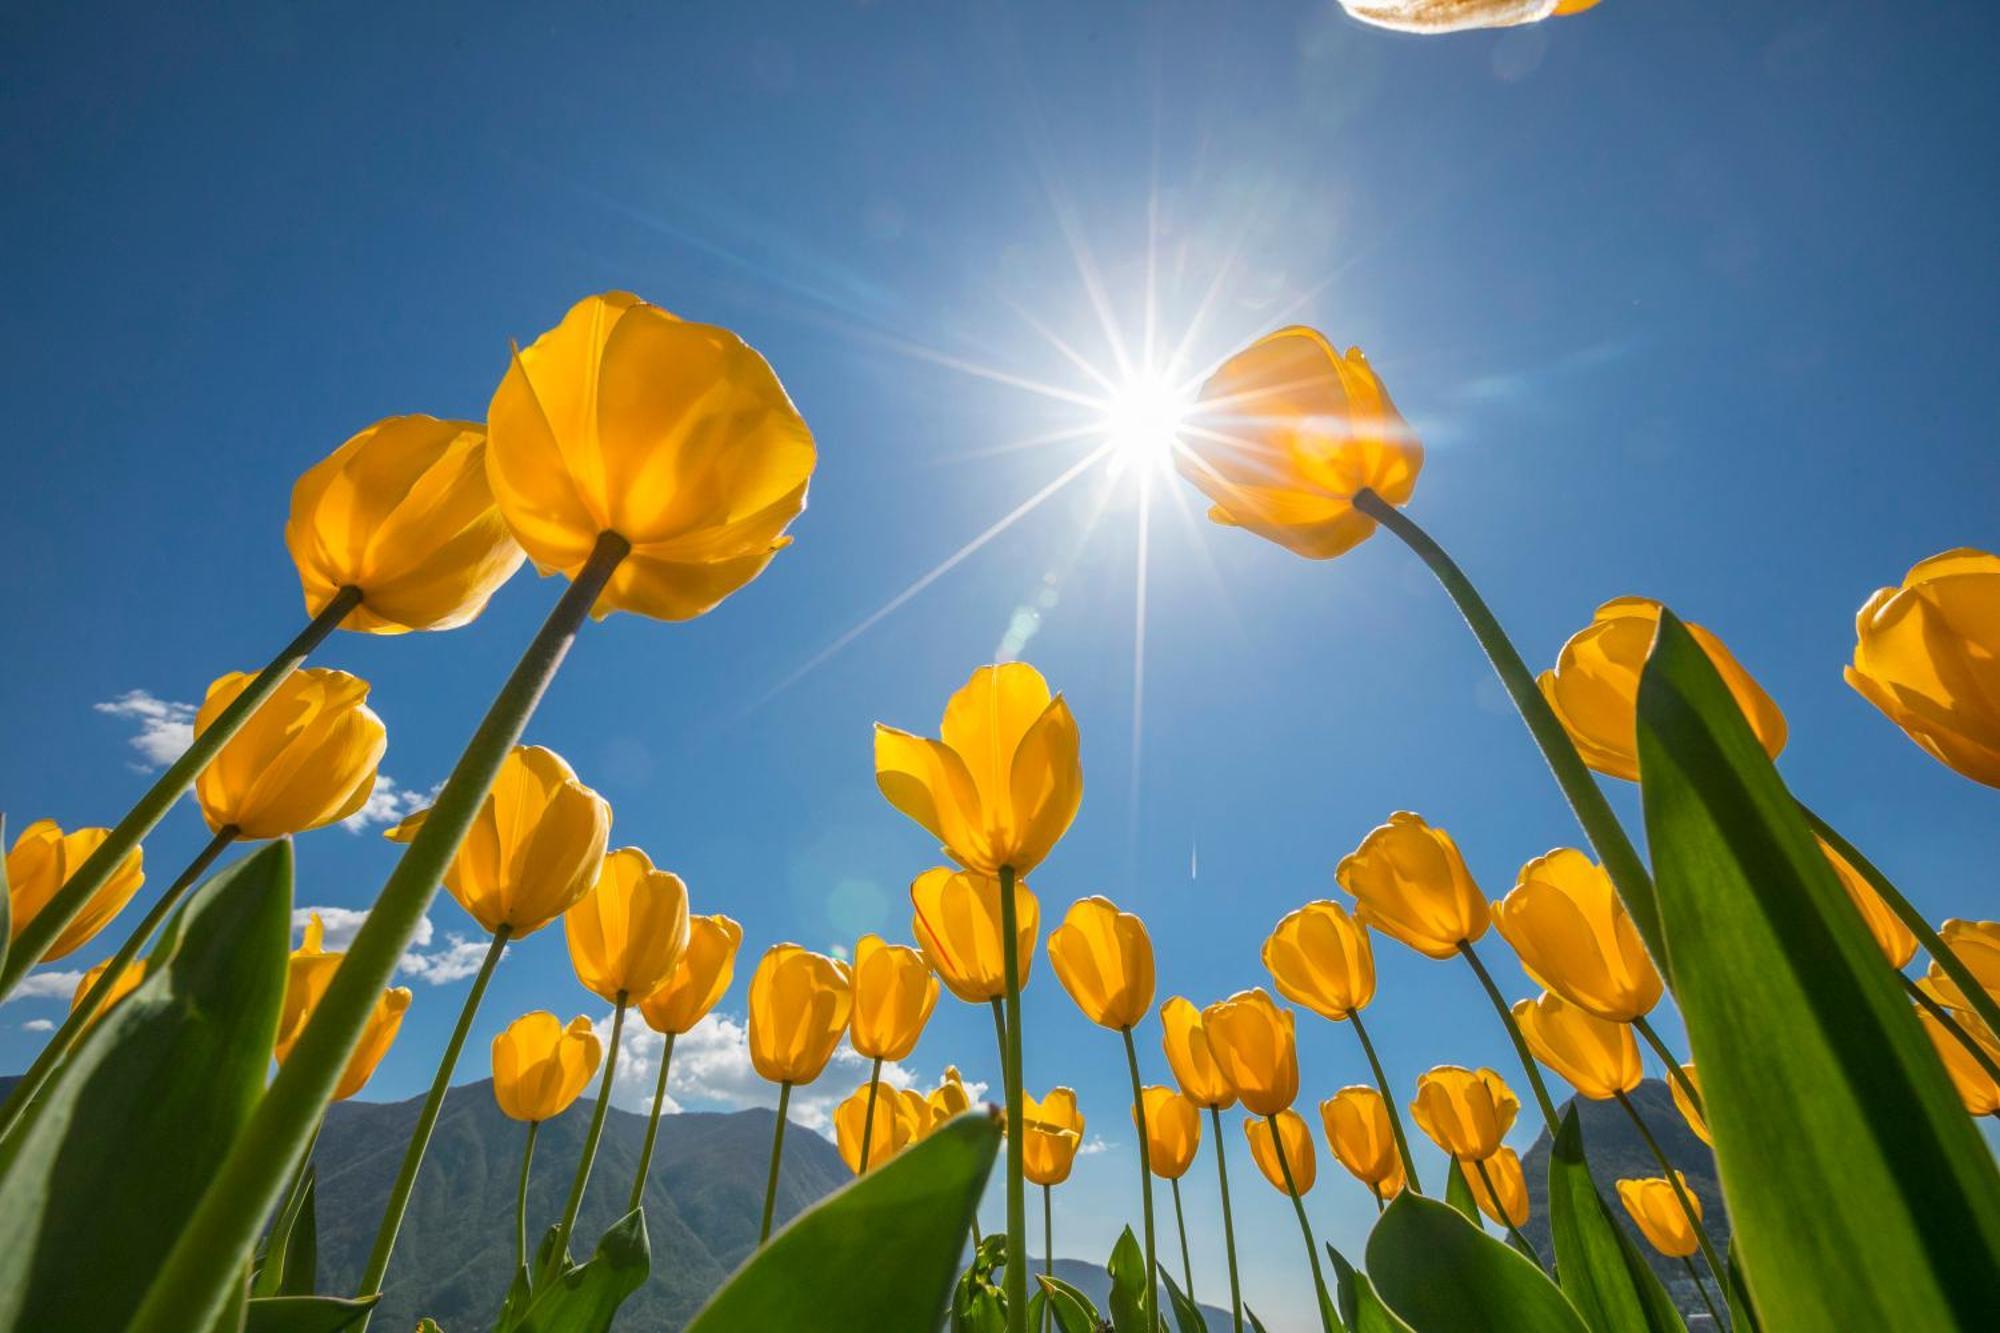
[998,865,1028,1333]
[1370,1182,1384,1215]
[1356,489,1665,966]
[1632,1013,1704,1118]
[629,1032,676,1212]
[1613,1090,1726,1290]
[1684,1256,1724,1329]
[0,824,238,1138]
[1210,1105,1243,1333]
[1040,1183,1053,1333]
[760,1082,793,1242]
[1458,941,1561,1133]
[1349,1008,1422,1193]
[516,1120,540,1275]
[858,1055,883,1174]
[548,997,625,1277]
[1268,1114,1335,1333]
[1170,1175,1194,1301]
[127,533,627,1333]
[1905,973,2000,1086]
[360,925,511,1295]
[1121,1026,1159,1333]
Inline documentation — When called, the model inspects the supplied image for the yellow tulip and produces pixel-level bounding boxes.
[1134,1086,1201,1179]
[747,944,853,1085]
[1538,597,1786,783]
[6,820,145,961]
[1846,549,2000,787]
[273,912,412,1100]
[1181,326,1421,560]
[835,1078,924,1173]
[1465,1147,1529,1229]
[70,957,146,1028]
[386,745,610,938]
[193,668,386,840]
[1805,836,1915,969]
[485,291,817,622]
[1201,988,1299,1117]
[1336,812,1488,959]
[1160,996,1236,1110]
[850,933,940,1060]
[1245,1109,1317,1194]
[1670,1062,1711,1145]
[1338,3,1591,37]
[1022,1087,1085,1187]
[1491,848,1662,1022]
[335,986,412,1101]
[1263,900,1376,1021]
[908,866,1040,1004]
[1917,1007,2000,1116]
[1919,920,2000,1013]
[899,1086,934,1139]
[285,414,524,634]
[1049,896,1155,1030]
[926,1066,975,1127]
[1320,1087,1405,1199]
[1617,1173,1703,1258]
[1411,1066,1519,1161]
[565,847,691,1003]
[492,1012,603,1122]
[639,913,743,1036]
[874,663,1082,878]
[1513,991,1642,1100]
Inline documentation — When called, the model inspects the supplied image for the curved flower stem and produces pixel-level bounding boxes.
[1170,1175,1194,1300]
[858,1055,883,1174]
[127,535,628,1333]
[1354,489,1665,964]
[0,587,362,1002]
[0,823,238,1138]
[1683,1256,1724,1328]
[1348,1009,1422,1193]
[1268,1114,1335,1333]
[1457,941,1561,1133]
[1632,1014,1703,1117]
[998,865,1028,1333]
[515,1121,540,1275]
[1612,1090,1726,1289]
[1209,1106,1243,1333]
[760,1081,793,1243]
[1471,1155,1541,1268]
[1904,973,2000,1085]
[548,997,626,1276]
[1120,1025,1159,1333]
[1043,1182,1054,1321]
[628,1032,676,1213]
[1369,1182,1384,1215]
[361,925,510,1296]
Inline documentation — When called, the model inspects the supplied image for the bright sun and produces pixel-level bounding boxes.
[1100,372,1192,472]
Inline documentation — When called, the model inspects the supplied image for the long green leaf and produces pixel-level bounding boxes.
[1107,1226,1148,1333]
[242,1294,379,1332]
[1163,1267,1209,1332]
[1636,611,2000,1326]
[1545,1108,1683,1333]
[1245,1306,1271,1333]
[513,1208,650,1333]
[1366,1194,1588,1332]
[1328,1245,1415,1333]
[1443,1158,1480,1225]
[687,1108,1000,1333]
[1036,1274,1102,1333]
[0,841,292,1330]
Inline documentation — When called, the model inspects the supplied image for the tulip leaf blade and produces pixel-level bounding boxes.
[252,1167,319,1300]
[242,1294,380,1332]
[1035,1274,1102,1333]
[1636,611,2000,1327]
[686,1108,1000,1333]
[1162,1266,1210,1332]
[1365,1193,1588,1332]
[510,1206,649,1333]
[1106,1225,1148,1333]
[1444,1158,1480,1224]
[0,841,293,1332]
[1545,1107,1684,1333]
[1246,1306,1272,1333]
[1328,1243,1415,1333]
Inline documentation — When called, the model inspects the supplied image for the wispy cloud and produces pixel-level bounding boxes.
[4,969,84,1002]
[22,1019,54,1032]
[340,776,436,834]
[94,690,195,769]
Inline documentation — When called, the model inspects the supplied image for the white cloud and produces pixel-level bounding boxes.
[827,941,851,961]
[22,1019,54,1032]
[292,906,492,986]
[1077,1135,1112,1156]
[294,907,435,953]
[340,776,437,834]
[5,969,84,1002]
[94,690,196,769]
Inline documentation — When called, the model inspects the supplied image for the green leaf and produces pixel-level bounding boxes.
[1545,1108,1683,1333]
[207,1261,249,1333]
[1365,1194,1588,1332]
[0,841,293,1331]
[1246,1306,1272,1333]
[511,1207,650,1333]
[1107,1226,1149,1333]
[1037,1274,1103,1333]
[687,1108,1000,1333]
[1328,1244,1415,1333]
[1443,1158,1480,1225]
[1163,1266,1209,1332]
[1636,611,2000,1326]
[253,1167,318,1299]
[417,1320,445,1333]
[242,1295,380,1333]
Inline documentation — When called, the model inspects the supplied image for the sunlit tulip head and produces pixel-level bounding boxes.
[1670,1063,1711,1145]
[1263,900,1376,1021]
[388,745,610,938]
[1539,597,1787,783]
[747,944,853,1086]
[1245,1109,1317,1196]
[194,669,385,840]
[1916,1006,2000,1117]
[1411,1066,1519,1161]
[926,1065,975,1126]
[1845,550,2000,787]
[835,1077,923,1173]
[1617,1173,1702,1258]
[875,663,1082,879]
[1134,1086,1201,1179]
[6,819,144,961]
[492,1012,602,1123]
[70,957,146,1029]
[485,291,817,622]
[1319,1087,1402,1197]
[849,933,940,1060]
[1338,2,1601,37]
[639,913,743,1036]
[909,866,1040,1004]
[1201,988,1299,1117]
[1049,896,1155,1031]
[1181,326,1421,561]
[1337,812,1488,960]
[1919,920,2000,1013]
[1021,1087,1085,1186]
[274,912,344,1064]
[1512,991,1641,1100]
[286,414,525,635]
[1491,849,1661,1022]
[1160,996,1236,1110]
[565,847,691,1003]
[1817,837,1917,969]
[335,986,411,1101]
[1465,1147,1530,1229]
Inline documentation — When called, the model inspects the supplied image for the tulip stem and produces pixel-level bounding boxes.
[1457,941,1562,1134]
[1369,1182,1384,1215]
[1472,1155,1540,1268]
[0,823,238,1139]
[1354,489,1666,968]
[1043,1180,1054,1281]
[127,536,626,1333]
[516,1120,540,1276]
[1904,973,2000,1086]
[858,1056,883,1174]
[0,587,362,1003]
[1348,1009,1422,1194]
[760,1082,793,1243]
[1684,1257,1724,1329]
[1268,1114,1335,1333]
[1170,1176,1194,1301]
[998,865,1029,1333]
[1209,1106,1244,1333]
[629,1032,676,1213]
[360,925,510,1298]
[547,997,626,1278]
[1612,1090,1727,1292]
[1121,1026,1160,1333]
[1631,1014,1704,1119]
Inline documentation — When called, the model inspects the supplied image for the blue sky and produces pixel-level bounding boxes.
[4,1,1998,1326]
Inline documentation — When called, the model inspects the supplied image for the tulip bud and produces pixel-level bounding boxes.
[1201,989,1299,1117]
[1134,1086,1201,1179]
[1670,1062,1711,1146]
[70,957,146,1029]
[193,668,385,840]
[1917,1007,2000,1117]
[274,912,411,1101]
[1337,812,1488,959]
[1491,848,1661,1022]
[1050,896,1155,1031]
[1160,996,1236,1111]
[1319,1087,1404,1199]
[925,1066,975,1128]
[1411,1066,1519,1161]
[6,820,145,962]
[335,986,412,1101]
[1512,991,1642,1100]
[639,914,743,1036]
[1021,1087,1085,1187]
[747,945,853,1086]
[1465,1147,1529,1229]
[1818,838,1916,969]
[1263,900,1376,1021]
[492,1012,602,1122]
[1245,1109,1316,1195]
[850,934,939,1060]
[835,1078,923,1173]
[565,847,691,1003]
[909,866,1040,1004]
[1616,1173,1703,1258]
[1846,549,2000,787]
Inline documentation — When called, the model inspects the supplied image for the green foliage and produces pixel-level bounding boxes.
[1107,1226,1149,1333]
[1444,1158,1480,1225]
[508,1208,650,1333]
[1163,1267,1208,1332]
[242,1295,379,1332]
[951,1232,1007,1333]
[253,1167,319,1299]
[1365,1194,1587,1332]
[1036,1274,1103,1333]
[1544,1108,1683,1332]
[1327,1244,1414,1333]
